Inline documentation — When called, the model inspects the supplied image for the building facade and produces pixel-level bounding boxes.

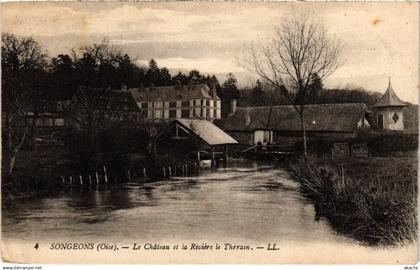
[372,80,407,131]
[219,103,372,146]
[127,84,221,121]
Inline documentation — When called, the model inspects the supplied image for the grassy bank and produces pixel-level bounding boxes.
[288,155,417,246]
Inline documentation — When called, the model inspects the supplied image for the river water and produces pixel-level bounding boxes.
[2,159,356,245]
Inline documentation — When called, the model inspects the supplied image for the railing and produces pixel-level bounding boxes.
[242,144,293,154]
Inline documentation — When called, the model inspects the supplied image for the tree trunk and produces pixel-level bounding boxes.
[299,112,308,156]
[8,152,16,176]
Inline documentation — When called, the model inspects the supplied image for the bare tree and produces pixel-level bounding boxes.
[68,40,122,141]
[1,33,47,175]
[241,13,342,155]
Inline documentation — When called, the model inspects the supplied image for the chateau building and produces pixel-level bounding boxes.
[127,84,221,121]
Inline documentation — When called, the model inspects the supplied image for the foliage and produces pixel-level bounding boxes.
[289,156,417,246]
[1,33,48,175]
[352,130,418,155]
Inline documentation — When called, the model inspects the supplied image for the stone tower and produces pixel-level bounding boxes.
[373,79,407,131]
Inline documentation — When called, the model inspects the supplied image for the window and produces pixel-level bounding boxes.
[141,102,148,109]
[214,109,217,118]
[169,102,177,108]
[195,99,200,106]
[213,100,217,107]
[181,109,189,118]
[377,114,384,129]
[55,118,64,126]
[182,101,190,107]
[392,112,399,123]
[169,110,177,118]
[206,100,210,106]
[206,109,210,118]
[201,108,205,117]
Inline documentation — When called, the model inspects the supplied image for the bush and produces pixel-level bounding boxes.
[352,130,418,155]
[289,156,417,246]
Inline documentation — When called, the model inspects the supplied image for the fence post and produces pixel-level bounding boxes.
[79,175,83,186]
[95,172,99,184]
[103,166,108,183]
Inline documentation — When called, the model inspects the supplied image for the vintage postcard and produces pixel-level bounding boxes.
[1,1,418,264]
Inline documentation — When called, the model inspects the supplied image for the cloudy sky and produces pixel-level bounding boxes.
[2,2,419,103]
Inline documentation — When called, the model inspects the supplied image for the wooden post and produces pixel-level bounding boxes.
[143,168,147,177]
[224,144,228,166]
[79,175,83,185]
[197,151,201,163]
[69,176,73,185]
[162,167,166,178]
[211,145,215,168]
[185,163,188,176]
[168,166,172,177]
[128,169,131,181]
[103,166,108,183]
[89,174,92,185]
[95,171,99,184]
[60,176,65,184]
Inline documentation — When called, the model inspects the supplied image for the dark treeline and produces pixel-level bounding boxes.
[239,79,383,107]
[1,33,241,182]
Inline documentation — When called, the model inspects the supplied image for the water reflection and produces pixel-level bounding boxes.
[2,159,355,244]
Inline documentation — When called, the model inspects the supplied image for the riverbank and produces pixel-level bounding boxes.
[288,155,417,246]
[1,149,200,205]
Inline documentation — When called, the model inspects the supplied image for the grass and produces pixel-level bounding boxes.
[288,155,417,246]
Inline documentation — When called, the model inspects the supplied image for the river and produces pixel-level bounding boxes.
[2,159,355,245]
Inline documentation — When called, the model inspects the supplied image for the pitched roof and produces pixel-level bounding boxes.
[107,90,140,112]
[373,81,407,107]
[223,103,370,133]
[176,119,238,145]
[127,84,220,102]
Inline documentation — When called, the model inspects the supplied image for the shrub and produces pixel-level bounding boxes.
[289,156,417,246]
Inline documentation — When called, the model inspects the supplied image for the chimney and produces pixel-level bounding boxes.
[121,84,127,91]
[230,99,237,114]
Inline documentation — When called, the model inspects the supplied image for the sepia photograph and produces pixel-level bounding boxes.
[1,1,418,264]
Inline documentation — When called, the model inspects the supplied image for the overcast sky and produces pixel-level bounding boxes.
[2,2,419,103]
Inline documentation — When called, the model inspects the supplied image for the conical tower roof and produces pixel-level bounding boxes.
[373,79,407,107]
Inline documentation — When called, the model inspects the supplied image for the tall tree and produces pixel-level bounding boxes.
[221,73,240,117]
[172,71,188,85]
[187,69,205,84]
[1,33,47,175]
[242,13,342,155]
[308,73,323,104]
[251,80,265,106]
[145,59,160,86]
[68,39,123,169]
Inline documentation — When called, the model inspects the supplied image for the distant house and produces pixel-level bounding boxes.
[126,84,221,122]
[25,99,70,128]
[103,90,141,122]
[220,103,372,146]
[154,118,238,165]
[371,80,409,131]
